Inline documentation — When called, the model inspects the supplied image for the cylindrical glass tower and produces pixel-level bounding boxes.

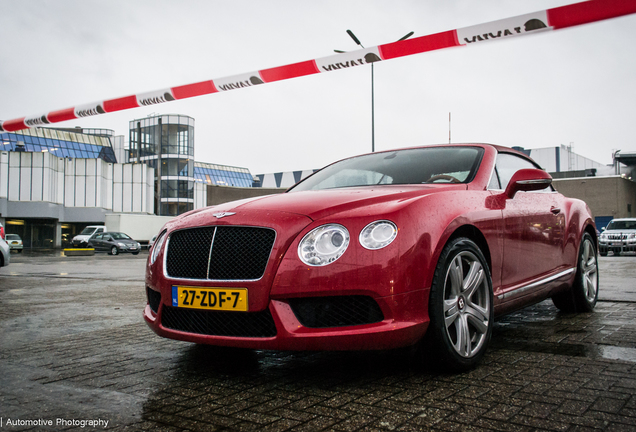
[129,114,195,216]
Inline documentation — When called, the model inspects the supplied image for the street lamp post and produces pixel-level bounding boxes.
[337,30,413,153]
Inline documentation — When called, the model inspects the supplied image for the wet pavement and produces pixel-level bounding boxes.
[1,251,635,431]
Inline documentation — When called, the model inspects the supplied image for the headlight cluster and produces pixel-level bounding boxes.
[298,224,350,266]
[150,230,167,264]
[359,221,398,250]
[298,220,398,266]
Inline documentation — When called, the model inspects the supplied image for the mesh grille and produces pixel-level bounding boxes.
[147,287,161,314]
[166,227,215,279]
[161,306,277,337]
[208,227,276,280]
[288,296,384,328]
[166,226,275,280]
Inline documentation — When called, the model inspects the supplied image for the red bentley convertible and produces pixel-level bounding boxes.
[144,144,598,370]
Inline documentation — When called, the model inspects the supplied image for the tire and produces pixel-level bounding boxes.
[110,246,119,256]
[552,232,598,313]
[423,237,494,372]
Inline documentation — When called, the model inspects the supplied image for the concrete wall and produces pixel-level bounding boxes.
[553,176,636,220]
[207,185,285,206]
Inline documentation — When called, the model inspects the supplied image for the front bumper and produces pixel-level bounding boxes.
[144,289,429,351]
[599,240,636,253]
[119,245,140,253]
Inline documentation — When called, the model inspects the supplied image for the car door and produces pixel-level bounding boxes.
[90,233,103,250]
[491,153,566,297]
[102,234,114,251]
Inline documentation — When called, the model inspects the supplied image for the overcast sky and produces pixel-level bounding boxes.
[1,0,635,174]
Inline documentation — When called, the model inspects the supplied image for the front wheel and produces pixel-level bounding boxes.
[552,232,598,313]
[423,237,494,372]
[110,246,119,256]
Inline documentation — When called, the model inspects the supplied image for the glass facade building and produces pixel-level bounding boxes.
[194,162,254,187]
[128,114,257,216]
[0,127,117,162]
[129,114,196,217]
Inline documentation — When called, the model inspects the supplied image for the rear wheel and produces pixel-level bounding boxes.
[423,237,493,372]
[552,233,598,313]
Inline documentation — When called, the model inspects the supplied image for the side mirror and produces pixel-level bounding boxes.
[504,168,552,199]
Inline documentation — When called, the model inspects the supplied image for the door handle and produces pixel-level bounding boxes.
[550,207,561,214]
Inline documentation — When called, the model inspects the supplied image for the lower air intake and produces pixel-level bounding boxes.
[288,296,384,328]
[161,306,277,338]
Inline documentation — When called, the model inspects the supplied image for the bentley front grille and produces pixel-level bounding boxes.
[166,226,276,280]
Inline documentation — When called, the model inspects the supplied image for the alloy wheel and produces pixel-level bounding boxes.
[443,251,491,358]
[581,238,598,303]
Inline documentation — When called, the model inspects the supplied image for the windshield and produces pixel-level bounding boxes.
[111,233,132,240]
[6,234,20,240]
[606,220,636,230]
[80,227,96,235]
[290,147,483,192]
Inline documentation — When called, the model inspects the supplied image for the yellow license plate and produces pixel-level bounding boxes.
[171,286,248,311]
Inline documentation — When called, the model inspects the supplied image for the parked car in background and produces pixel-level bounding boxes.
[144,143,598,372]
[72,225,107,248]
[0,236,10,268]
[5,234,23,253]
[599,218,636,256]
[88,232,141,255]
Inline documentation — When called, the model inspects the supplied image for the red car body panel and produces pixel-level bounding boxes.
[144,144,596,350]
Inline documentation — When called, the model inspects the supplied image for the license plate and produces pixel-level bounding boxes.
[172,286,248,311]
[611,242,622,246]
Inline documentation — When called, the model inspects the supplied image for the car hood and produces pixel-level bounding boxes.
[204,184,467,221]
[603,229,636,234]
[115,239,139,245]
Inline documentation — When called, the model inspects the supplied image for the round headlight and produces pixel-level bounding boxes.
[359,220,398,250]
[150,230,167,265]
[298,224,350,266]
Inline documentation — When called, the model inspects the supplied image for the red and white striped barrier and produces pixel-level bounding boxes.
[2,0,635,133]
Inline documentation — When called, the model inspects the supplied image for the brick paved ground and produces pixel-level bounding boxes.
[1,253,635,431]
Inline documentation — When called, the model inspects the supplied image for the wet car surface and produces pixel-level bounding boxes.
[145,145,599,372]
[1,251,635,431]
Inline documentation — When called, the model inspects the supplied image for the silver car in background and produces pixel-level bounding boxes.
[599,218,636,256]
[0,236,10,268]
